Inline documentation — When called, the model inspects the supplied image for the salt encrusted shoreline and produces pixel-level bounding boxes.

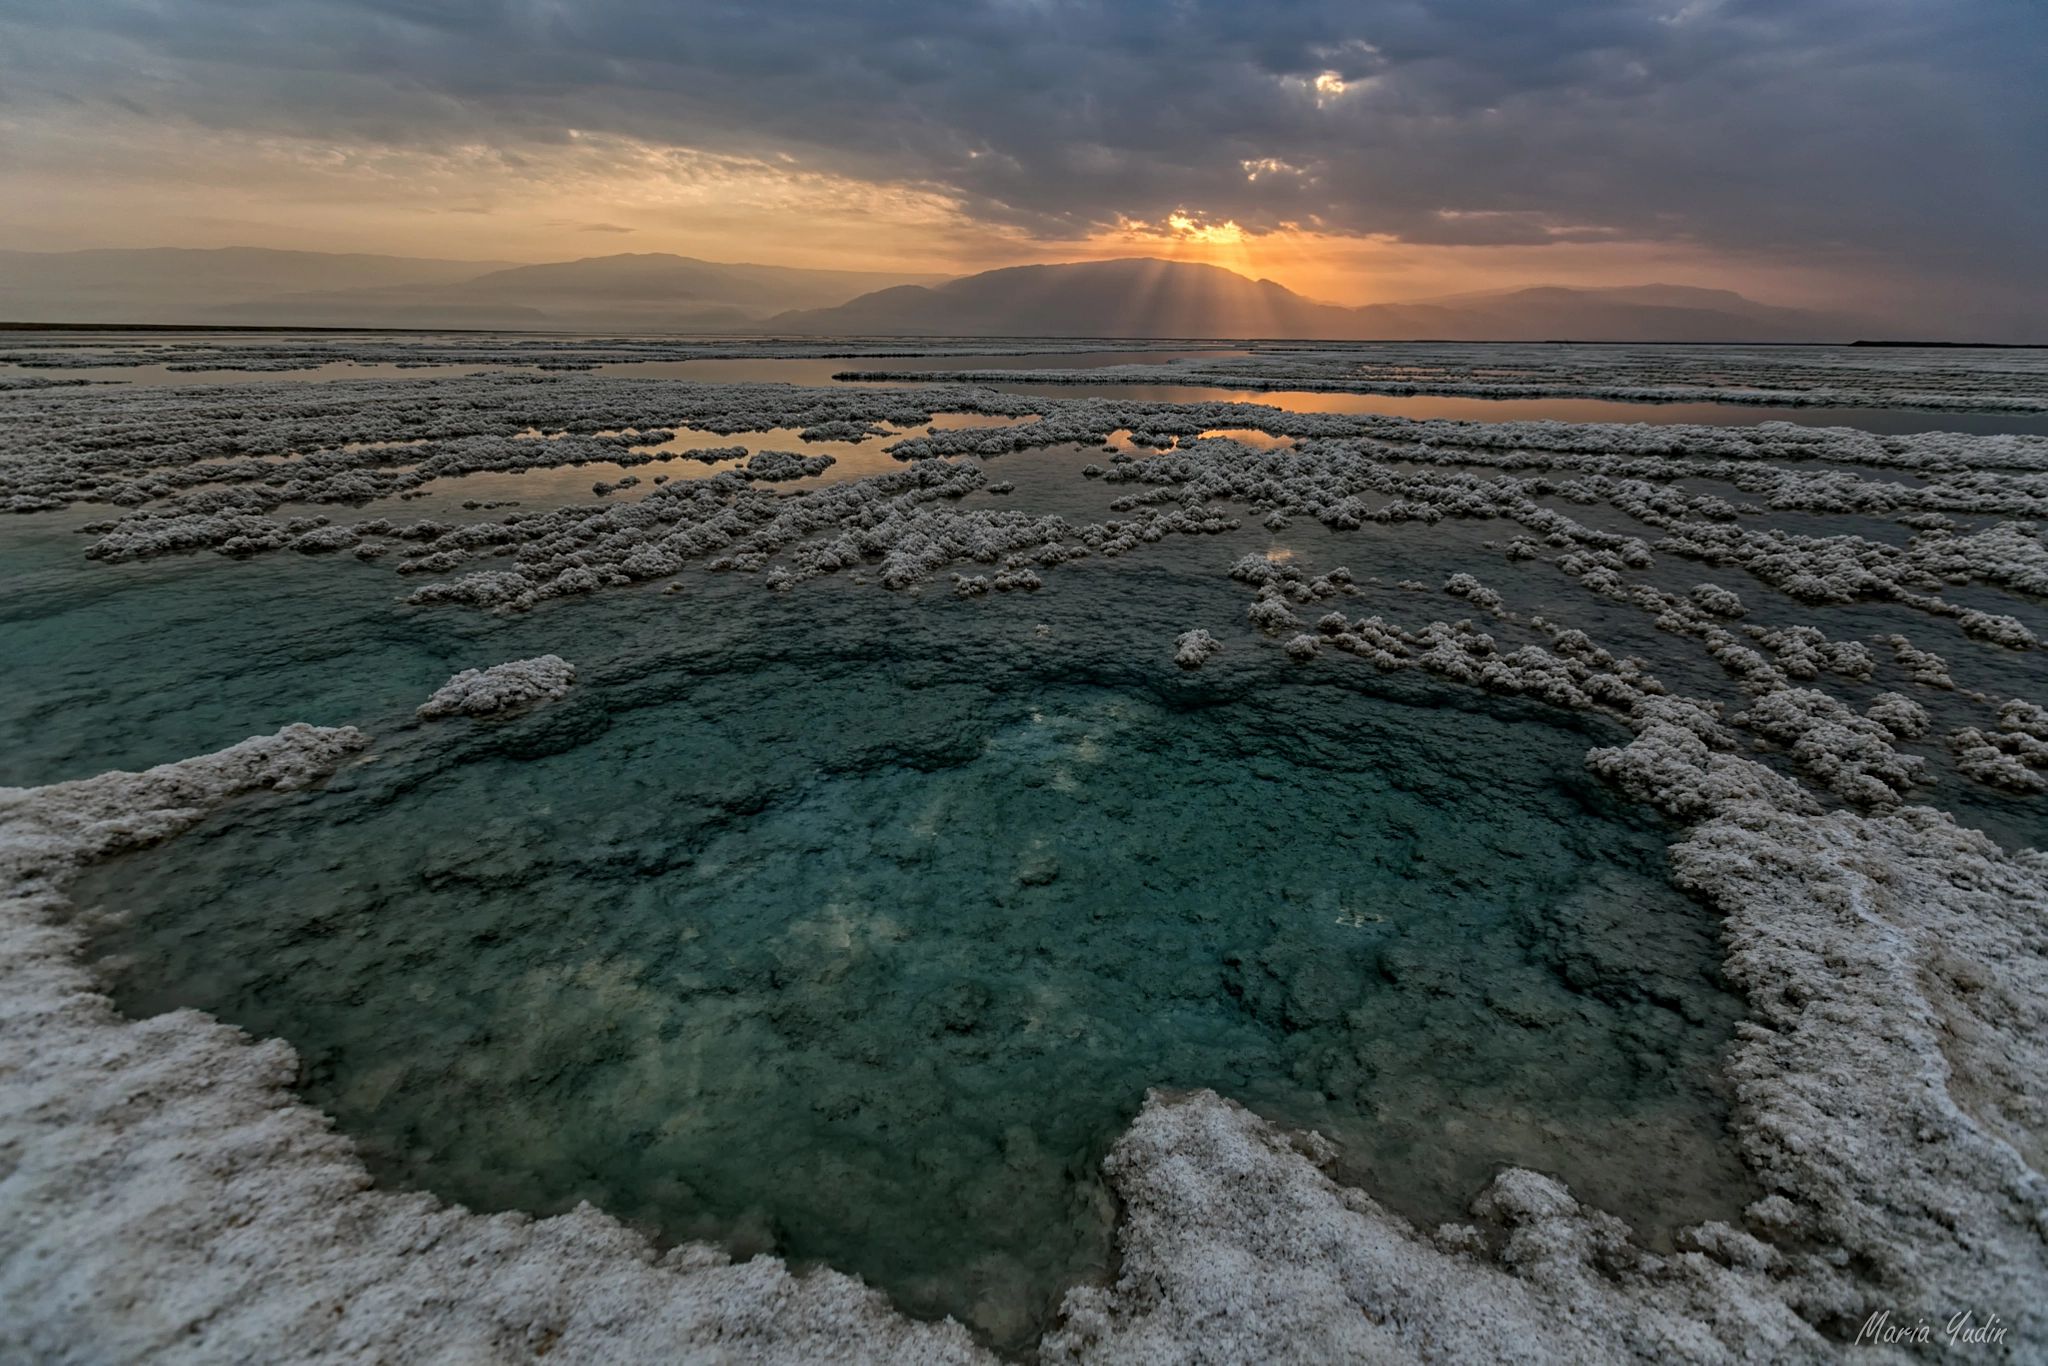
[1042,667,2048,1364]
[5,693,2042,1361]
[0,726,993,1366]
[2,354,2044,1360]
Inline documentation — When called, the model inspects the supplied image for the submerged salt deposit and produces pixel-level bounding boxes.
[1,338,2043,1362]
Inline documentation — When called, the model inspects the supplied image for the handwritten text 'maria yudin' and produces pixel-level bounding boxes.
[1855,1310,2008,1349]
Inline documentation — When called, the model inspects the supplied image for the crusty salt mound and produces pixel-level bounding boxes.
[416,655,577,720]
[1172,629,1222,669]
[1584,717,2048,1350]
[1043,1090,1820,1364]
[745,449,837,482]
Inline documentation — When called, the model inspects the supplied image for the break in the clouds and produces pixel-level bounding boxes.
[0,0,2042,312]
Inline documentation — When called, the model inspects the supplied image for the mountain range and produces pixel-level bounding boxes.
[0,248,1852,341]
[764,260,1850,342]
[0,248,950,330]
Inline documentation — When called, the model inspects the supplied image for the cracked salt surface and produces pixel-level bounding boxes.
[2,339,2045,1363]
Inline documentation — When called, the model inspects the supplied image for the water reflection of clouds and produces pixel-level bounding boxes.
[1199,427,1294,449]
[393,412,1051,514]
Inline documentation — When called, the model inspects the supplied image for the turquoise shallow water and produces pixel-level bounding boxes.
[42,538,1752,1352]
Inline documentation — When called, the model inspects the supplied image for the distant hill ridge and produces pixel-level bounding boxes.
[0,248,951,330]
[766,259,1850,342]
[0,247,1847,340]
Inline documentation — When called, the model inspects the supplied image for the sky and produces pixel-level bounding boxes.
[0,0,2041,329]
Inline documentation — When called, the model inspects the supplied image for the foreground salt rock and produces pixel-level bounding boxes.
[1043,1090,1822,1366]
[1590,719,2048,1348]
[1173,629,1222,669]
[416,654,578,719]
[0,729,991,1366]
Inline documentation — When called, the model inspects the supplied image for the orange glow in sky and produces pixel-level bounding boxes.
[0,116,1865,312]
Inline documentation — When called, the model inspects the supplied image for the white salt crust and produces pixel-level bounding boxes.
[5,678,2044,1362]
[417,655,578,719]
[5,360,2047,1359]
[1171,629,1222,670]
[0,726,993,1366]
[10,375,2048,691]
[1947,704,2048,794]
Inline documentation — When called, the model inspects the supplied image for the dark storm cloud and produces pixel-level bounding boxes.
[2,0,2042,280]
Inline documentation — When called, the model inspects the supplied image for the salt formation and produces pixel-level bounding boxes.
[1947,700,2048,794]
[1751,627,1874,683]
[1959,609,2040,650]
[1865,692,1932,739]
[3,342,2045,1361]
[1884,635,1956,689]
[1732,688,1924,806]
[1283,633,1323,661]
[745,449,837,481]
[1443,571,1508,616]
[1950,729,2048,794]
[1689,583,1746,618]
[0,728,992,1365]
[1171,629,1221,669]
[15,695,2043,1362]
[416,655,577,719]
[1580,712,2048,1352]
[6,366,2047,672]
[1047,732,2048,1361]
[1043,1091,1821,1365]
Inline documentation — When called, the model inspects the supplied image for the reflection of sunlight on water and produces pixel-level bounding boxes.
[1,347,1238,393]
[1199,427,1295,448]
[988,383,1802,423]
[972,384,2048,435]
[340,438,430,453]
[924,412,1041,431]
[391,414,1054,514]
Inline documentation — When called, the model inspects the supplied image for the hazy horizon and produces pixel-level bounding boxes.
[0,245,1893,340]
